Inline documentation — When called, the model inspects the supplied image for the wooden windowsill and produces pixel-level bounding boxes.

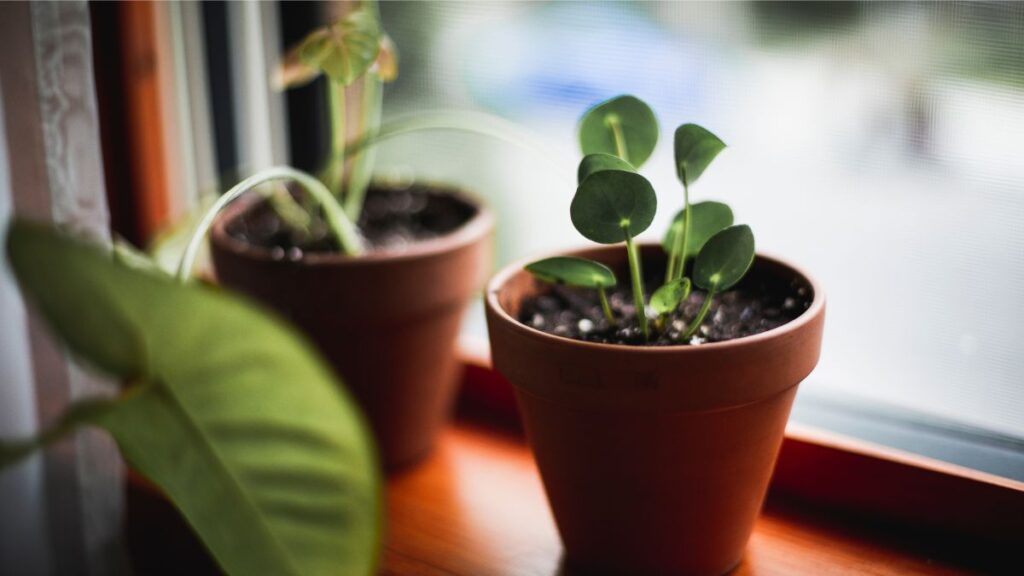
[125,349,1021,574]
[383,422,973,575]
[452,342,1022,574]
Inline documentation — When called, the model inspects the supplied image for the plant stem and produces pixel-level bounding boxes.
[597,285,615,326]
[0,395,124,468]
[682,288,715,341]
[176,166,364,282]
[608,115,629,163]
[676,180,691,281]
[342,110,574,183]
[623,228,649,341]
[665,223,681,282]
[345,110,571,171]
[268,185,312,236]
[343,73,382,220]
[327,81,347,197]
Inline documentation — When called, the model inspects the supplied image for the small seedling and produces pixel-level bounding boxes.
[666,124,728,282]
[179,7,561,270]
[279,3,396,221]
[526,95,756,344]
[571,169,657,339]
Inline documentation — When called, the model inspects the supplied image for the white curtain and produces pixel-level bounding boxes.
[0,2,124,575]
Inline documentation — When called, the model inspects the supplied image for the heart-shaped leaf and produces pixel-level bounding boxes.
[692,224,756,291]
[578,95,659,168]
[651,277,691,315]
[570,169,657,244]
[662,201,735,258]
[299,9,381,86]
[577,153,634,184]
[525,256,617,289]
[675,123,726,186]
[3,221,381,576]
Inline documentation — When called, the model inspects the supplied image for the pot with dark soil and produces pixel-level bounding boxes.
[174,11,502,471]
[209,181,493,470]
[485,96,825,574]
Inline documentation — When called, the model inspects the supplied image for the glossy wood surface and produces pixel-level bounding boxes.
[382,422,976,576]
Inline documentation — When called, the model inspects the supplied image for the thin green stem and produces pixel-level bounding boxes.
[341,110,573,182]
[682,288,716,341]
[607,115,629,162]
[0,396,124,469]
[329,110,575,223]
[624,228,649,341]
[267,185,312,236]
[176,166,364,282]
[676,180,691,281]
[597,285,615,326]
[665,222,682,283]
[327,81,347,197]
[343,73,382,220]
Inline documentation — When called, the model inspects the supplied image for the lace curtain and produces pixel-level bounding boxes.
[0,3,123,575]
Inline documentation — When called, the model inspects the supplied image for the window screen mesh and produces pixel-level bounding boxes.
[377,1,1024,439]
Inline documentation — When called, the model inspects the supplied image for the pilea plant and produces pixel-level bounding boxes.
[526,95,755,344]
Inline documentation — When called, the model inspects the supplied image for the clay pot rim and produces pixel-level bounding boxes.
[210,184,494,267]
[486,243,825,353]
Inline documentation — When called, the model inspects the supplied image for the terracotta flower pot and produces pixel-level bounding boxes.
[485,244,825,575]
[210,185,493,470]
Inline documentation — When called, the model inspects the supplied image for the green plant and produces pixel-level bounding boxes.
[278,1,396,221]
[526,95,756,344]
[1,221,381,575]
[162,4,562,269]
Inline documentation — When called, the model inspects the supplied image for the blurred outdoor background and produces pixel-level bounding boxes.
[368,2,1024,453]
[4,0,1022,479]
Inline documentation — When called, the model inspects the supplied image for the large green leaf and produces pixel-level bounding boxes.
[578,95,659,168]
[3,221,380,576]
[662,201,735,259]
[299,9,381,86]
[570,169,657,244]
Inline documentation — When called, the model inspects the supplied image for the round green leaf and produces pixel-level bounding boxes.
[5,221,380,576]
[578,95,659,168]
[299,9,381,86]
[693,224,756,291]
[662,201,735,258]
[525,256,617,289]
[675,123,726,186]
[577,153,634,185]
[570,169,657,244]
[651,277,691,315]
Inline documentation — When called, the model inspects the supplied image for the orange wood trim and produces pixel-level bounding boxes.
[771,424,1024,551]
[118,2,171,241]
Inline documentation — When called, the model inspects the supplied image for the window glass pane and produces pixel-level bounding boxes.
[379,1,1024,470]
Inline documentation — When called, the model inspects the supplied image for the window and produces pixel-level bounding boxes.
[377,1,1024,480]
